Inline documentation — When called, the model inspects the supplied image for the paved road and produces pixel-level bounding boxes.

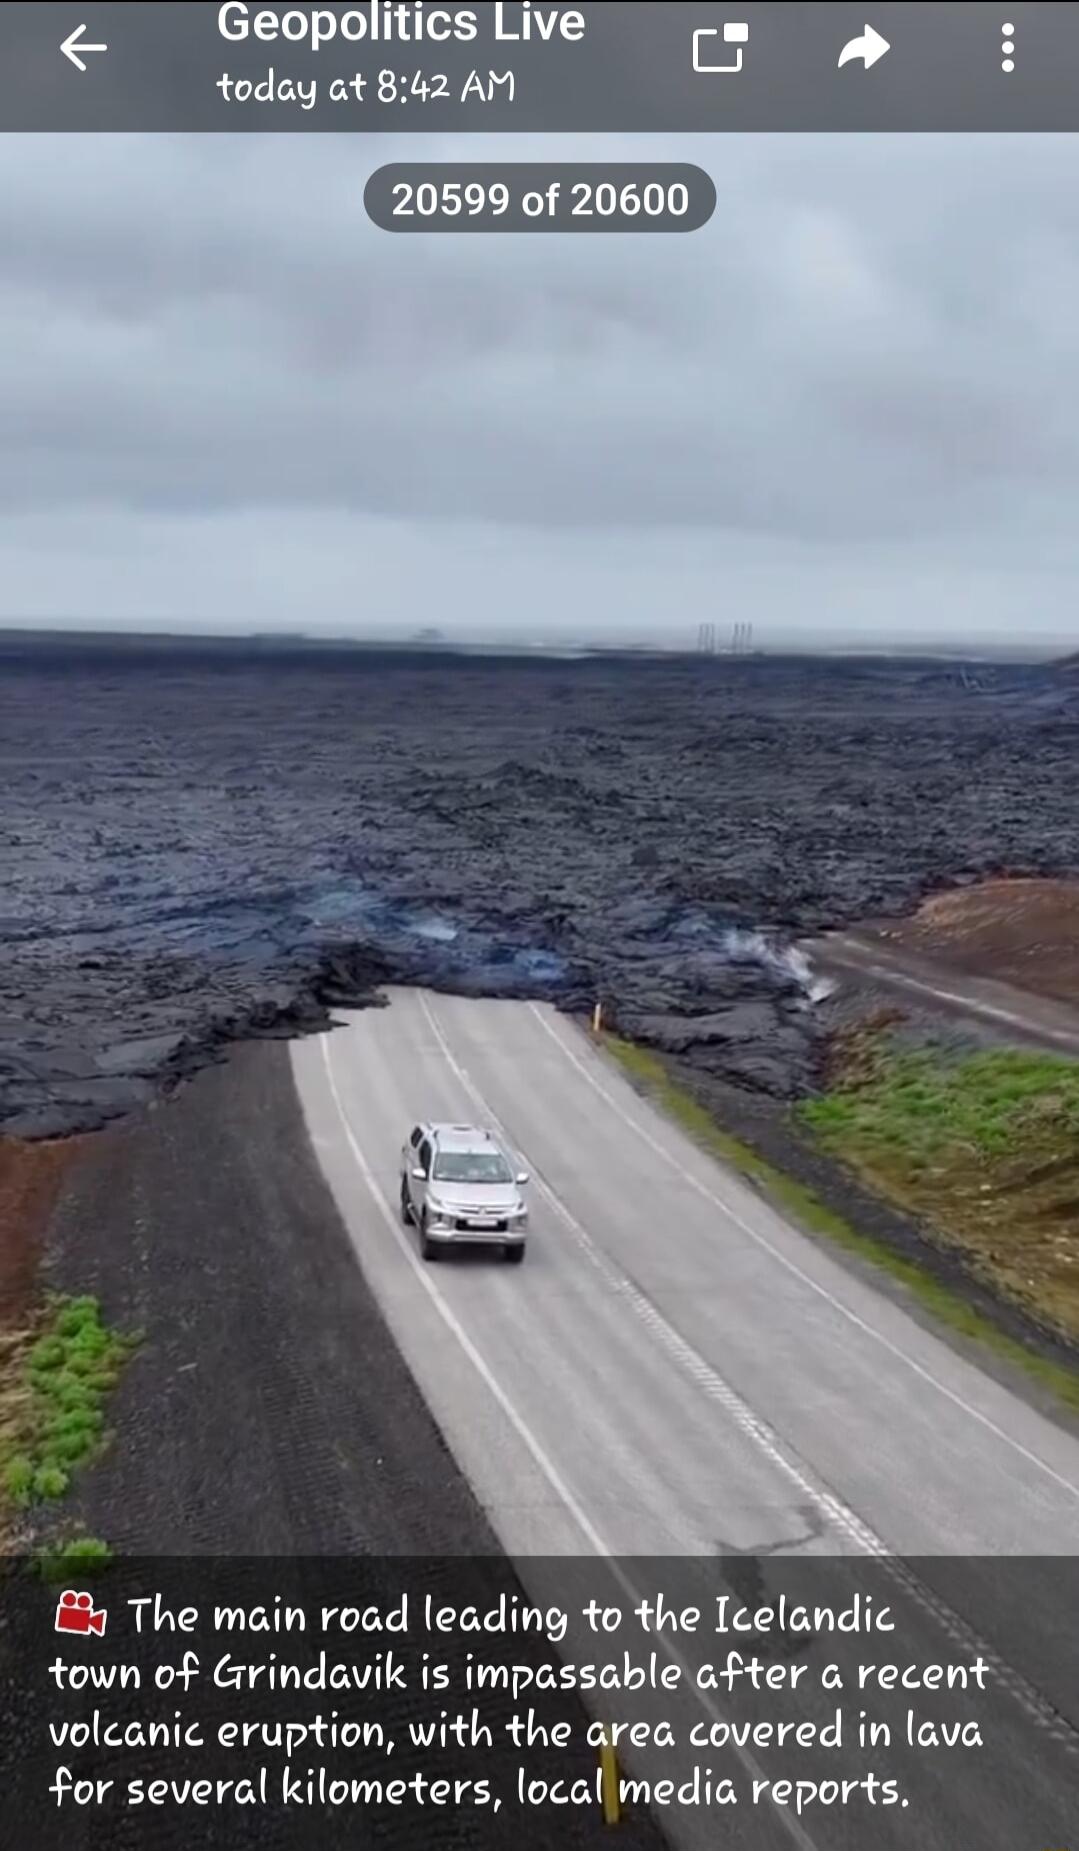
[802,930,1079,1054]
[292,989,1079,1559]
[290,992,1079,1851]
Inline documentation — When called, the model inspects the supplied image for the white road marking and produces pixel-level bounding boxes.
[819,942,1079,1049]
[319,1035,610,1558]
[411,994,1079,1752]
[417,994,878,1558]
[318,1032,824,1851]
[530,1004,1079,1506]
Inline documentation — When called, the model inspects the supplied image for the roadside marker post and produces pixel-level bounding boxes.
[592,1002,604,1034]
[598,1728,620,1823]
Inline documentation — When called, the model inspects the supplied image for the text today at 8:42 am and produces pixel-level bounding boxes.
[214,1,589,104]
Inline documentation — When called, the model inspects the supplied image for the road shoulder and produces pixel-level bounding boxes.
[594,1026,1079,1438]
[34,1040,504,1553]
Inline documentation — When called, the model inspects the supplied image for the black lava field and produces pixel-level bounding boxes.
[3,637,1078,1138]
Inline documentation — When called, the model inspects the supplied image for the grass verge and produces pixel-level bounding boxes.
[602,1032,1079,1416]
[0,1294,139,1547]
[799,1034,1079,1345]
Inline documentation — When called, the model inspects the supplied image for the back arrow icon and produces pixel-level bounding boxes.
[61,24,108,71]
[837,23,890,69]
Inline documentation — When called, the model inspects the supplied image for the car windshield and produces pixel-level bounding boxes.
[433,1151,512,1184]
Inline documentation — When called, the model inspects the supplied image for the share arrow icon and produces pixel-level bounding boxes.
[837,24,890,69]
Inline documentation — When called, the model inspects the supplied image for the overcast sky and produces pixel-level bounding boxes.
[1,131,1078,648]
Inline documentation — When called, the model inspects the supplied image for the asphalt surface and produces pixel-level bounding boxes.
[292,990,1079,1560]
[804,931,1079,1055]
[9,1040,673,1851]
[290,993,1079,1851]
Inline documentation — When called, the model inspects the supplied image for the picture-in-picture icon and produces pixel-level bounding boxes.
[692,23,750,75]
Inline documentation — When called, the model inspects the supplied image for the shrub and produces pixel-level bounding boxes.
[59,1535,111,1564]
[33,1465,69,1500]
[53,1298,102,1339]
[47,1373,96,1411]
[29,1336,65,1371]
[67,1324,110,1359]
[37,1536,112,1581]
[40,1425,100,1463]
[4,1456,34,1505]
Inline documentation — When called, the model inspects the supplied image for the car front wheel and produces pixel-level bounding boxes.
[399,1178,412,1225]
[503,1242,526,1265]
[419,1212,441,1262]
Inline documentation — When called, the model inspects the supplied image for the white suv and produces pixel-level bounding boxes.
[400,1123,530,1264]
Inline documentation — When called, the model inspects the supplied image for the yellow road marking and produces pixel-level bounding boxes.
[599,1730,620,1823]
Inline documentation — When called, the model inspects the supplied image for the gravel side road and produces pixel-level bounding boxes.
[804,931,1079,1055]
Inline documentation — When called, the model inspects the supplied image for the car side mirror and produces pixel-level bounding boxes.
[411,1167,426,1181]
[516,1172,529,1187]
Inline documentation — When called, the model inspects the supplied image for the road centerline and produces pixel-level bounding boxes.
[528,1003,1079,1507]
[315,1027,830,1851]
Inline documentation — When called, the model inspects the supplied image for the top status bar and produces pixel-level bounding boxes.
[0,2,1077,132]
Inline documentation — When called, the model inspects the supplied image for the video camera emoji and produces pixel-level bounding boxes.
[55,1590,107,1637]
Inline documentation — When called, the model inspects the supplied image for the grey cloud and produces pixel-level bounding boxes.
[0,131,1077,642]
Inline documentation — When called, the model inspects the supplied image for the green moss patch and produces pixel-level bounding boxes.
[1,1295,138,1538]
[36,1534,113,1581]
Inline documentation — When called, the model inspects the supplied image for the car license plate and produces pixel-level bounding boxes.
[469,1216,496,1228]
